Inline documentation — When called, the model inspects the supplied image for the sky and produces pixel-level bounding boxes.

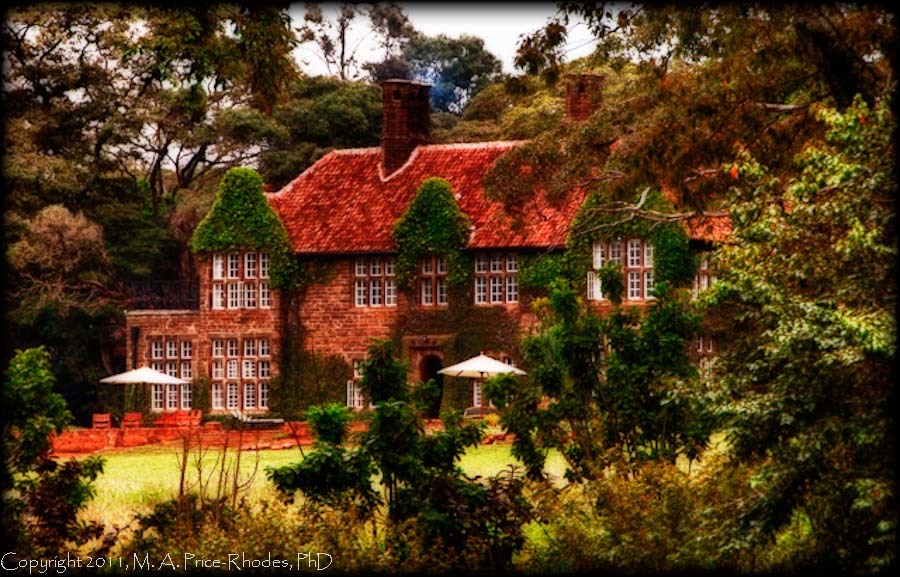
[288,2,597,77]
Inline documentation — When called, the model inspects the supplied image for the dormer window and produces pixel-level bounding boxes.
[210,252,271,310]
[587,239,654,301]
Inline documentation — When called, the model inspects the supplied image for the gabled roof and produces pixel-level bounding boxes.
[267,141,731,255]
[267,142,586,255]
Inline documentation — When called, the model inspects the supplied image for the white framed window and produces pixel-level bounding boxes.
[212,383,224,410]
[628,239,642,267]
[355,280,368,307]
[474,252,518,305]
[227,283,242,309]
[227,339,239,357]
[227,253,240,279]
[385,279,397,306]
[473,381,483,408]
[354,257,397,308]
[490,276,503,304]
[347,380,365,409]
[475,277,487,304]
[180,361,192,379]
[644,270,654,298]
[259,382,269,409]
[242,360,256,379]
[151,341,163,359]
[226,382,239,409]
[259,339,270,357]
[212,360,224,379]
[370,279,383,306]
[167,384,178,410]
[587,270,601,301]
[212,254,225,280]
[436,277,448,306]
[475,255,488,273]
[609,241,622,264]
[244,253,257,278]
[212,339,224,358]
[627,271,642,300]
[590,239,654,301]
[352,359,364,380]
[419,256,449,307]
[259,253,270,279]
[181,341,192,358]
[259,281,272,308]
[421,279,434,305]
[150,361,163,373]
[166,340,178,358]
[244,339,257,357]
[506,276,518,303]
[212,284,224,309]
[181,383,191,410]
[166,361,178,377]
[227,360,239,379]
[152,384,164,411]
[244,282,257,308]
[258,360,270,378]
[243,383,256,409]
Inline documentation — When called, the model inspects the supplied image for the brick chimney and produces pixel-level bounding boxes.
[381,79,431,175]
[565,73,603,121]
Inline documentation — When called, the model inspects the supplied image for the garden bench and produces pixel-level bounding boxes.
[92,413,111,429]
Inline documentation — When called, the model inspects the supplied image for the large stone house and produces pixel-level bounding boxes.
[124,76,730,416]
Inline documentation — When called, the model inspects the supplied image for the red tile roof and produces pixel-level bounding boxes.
[268,141,731,254]
[268,142,586,254]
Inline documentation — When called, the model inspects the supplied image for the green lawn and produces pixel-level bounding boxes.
[80,442,567,528]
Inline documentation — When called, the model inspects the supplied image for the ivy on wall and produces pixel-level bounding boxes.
[392,177,472,290]
[190,167,304,291]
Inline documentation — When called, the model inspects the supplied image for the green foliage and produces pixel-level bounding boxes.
[268,340,533,572]
[190,167,304,291]
[2,347,105,556]
[2,347,73,485]
[392,177,472,289]
[486,278,711,482]
[268,352,351,419]
[705,95,896,572]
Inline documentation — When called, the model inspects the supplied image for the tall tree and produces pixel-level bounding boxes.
[366,33,502,114]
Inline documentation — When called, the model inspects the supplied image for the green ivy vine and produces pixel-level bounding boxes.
[190,167,305,291]
[392,177,472,290]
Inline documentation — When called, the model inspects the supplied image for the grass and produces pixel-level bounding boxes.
[79,441,567,529]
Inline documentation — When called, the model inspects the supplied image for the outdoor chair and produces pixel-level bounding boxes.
[92,413,111,429]
[121,412,142,428]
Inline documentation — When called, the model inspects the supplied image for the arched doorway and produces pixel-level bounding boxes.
[419,354,444,419]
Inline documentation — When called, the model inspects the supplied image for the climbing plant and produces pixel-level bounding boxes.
[392,177,471,289]
[568,187,697,290]
[190,167,304,291]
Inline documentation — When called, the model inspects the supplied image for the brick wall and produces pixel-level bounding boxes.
[565,73,604,121]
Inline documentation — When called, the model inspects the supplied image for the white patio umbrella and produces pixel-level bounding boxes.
[100,366,189,385]
[100,366,188,411]
[438,353,526,379]
[438,353,526,409]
